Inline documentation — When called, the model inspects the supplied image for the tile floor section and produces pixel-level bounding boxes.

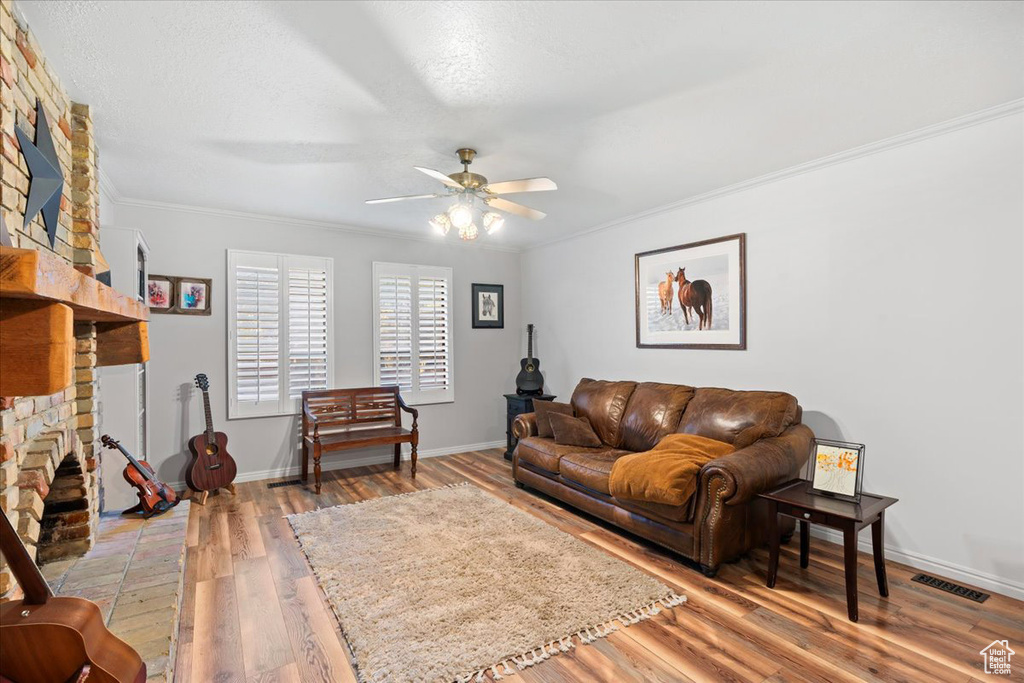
[42,501,190,683]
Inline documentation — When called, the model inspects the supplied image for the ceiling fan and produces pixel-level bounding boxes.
[365,148,557,240]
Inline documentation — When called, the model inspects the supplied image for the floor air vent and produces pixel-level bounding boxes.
[266,479,304,489]
[911,573,990,603]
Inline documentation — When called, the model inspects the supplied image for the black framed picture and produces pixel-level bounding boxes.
[806,438,865,503]
[471,283,504,328]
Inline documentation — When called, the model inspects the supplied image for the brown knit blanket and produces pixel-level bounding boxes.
[609,434,735,507]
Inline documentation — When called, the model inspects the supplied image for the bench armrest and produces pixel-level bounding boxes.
[699,423,814,506]
[397,394,419,425]
[512,413,538,440]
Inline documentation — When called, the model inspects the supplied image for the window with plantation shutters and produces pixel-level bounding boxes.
[373,263,454,405]
[228,251,334,418]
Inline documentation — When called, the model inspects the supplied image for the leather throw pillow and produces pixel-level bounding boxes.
[549,412,603,448]
[533,400,575,438]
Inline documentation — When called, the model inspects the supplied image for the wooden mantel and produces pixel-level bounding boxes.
[0,246,150,396]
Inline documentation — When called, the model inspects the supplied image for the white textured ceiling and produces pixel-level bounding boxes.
[17,0,1024,248]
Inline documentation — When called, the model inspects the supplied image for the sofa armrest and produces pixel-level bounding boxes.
[512,413,538,440]
[699,423,814,506]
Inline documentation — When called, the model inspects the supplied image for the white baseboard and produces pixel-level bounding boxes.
[171,440,506,489]
[809,527,1024,601]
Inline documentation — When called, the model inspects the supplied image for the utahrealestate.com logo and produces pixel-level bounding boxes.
[980,640,1015,675]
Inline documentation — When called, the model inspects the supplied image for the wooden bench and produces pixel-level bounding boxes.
[301,386,419,494]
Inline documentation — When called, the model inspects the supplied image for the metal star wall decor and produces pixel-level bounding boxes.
[14,99,64,248]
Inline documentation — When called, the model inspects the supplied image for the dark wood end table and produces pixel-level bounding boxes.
[759,480,898,622]
[503,393,556,460]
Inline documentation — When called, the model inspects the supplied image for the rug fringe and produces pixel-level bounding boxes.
[453,591,686,682]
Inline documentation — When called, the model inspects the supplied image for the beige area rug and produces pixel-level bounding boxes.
[287,483,686,683]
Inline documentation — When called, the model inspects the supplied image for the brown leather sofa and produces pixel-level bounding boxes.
[512,378,814,576]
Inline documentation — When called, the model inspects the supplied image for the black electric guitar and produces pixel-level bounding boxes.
[515,324,544,395]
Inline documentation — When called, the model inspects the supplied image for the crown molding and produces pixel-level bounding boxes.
[527,98,1024,251]
[107,195,523,254]
[97,167,123,204]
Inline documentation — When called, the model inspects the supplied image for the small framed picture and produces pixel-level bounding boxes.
[472,283,504,329]
[175,277,212,315]
[807,439,865,502]
[147,274,175,313]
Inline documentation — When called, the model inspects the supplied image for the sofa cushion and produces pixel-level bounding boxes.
[559,450,629,495]
[549,413,603,448]
[571,378,637,448]
[620,382,696,452]
[533,400,575,438]
[678,387,799,449]
[515,437,618,474]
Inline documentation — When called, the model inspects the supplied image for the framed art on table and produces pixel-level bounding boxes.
[807,438,865,502]
[472,283,504,329]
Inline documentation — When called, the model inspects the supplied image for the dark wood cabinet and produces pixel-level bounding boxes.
[504,393,556,460]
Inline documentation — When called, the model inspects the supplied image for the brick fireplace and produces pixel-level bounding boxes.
[1,0,105,593]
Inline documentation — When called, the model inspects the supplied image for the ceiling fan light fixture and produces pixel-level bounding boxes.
[458,223,479,241]
[447,199,474,230]
[429,213,451,235]
[482,211,505,234]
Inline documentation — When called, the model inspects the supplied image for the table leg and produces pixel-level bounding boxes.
[799,520,810,569]
[843,523,859,622]
[766,500,780,589]
[872,511,889,597]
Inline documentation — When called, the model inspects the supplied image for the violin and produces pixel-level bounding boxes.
[100,435,179,517]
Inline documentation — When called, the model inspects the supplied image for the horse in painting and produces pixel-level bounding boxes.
[657,272,674,315]
[676,268,713,330]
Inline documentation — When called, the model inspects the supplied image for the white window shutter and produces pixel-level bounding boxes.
[229,251,334,418]
[376,274,413,392]
[288,266,331,399]
[417,276,450,392]
[373,263,453,405]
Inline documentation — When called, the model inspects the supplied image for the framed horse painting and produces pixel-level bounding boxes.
[471,283,504,329]
[634,233,746,349]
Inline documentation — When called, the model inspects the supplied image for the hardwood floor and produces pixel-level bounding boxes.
[176,450,1023,682]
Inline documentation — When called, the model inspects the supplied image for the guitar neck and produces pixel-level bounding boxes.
[527,325,534,362]
[0,507,52,605]
[202,390,215,438]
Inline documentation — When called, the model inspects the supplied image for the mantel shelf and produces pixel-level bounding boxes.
[0,246,149,322]
[0,246,150,397]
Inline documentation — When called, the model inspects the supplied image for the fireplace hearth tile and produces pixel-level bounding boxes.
[51,501,190,682]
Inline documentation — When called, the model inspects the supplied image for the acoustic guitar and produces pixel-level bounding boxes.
[0,511,146,683]
[100,435,179,517]
[515,324,544,395]
[185,373,237,499]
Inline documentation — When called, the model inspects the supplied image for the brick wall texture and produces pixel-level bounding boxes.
[1,0,103,595]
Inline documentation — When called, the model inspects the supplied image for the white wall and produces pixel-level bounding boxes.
[108,202,522,489]
[521,113,1024,598]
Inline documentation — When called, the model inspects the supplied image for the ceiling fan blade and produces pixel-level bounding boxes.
[485,196,547,220]
[482,177,557,195]
[414,166,464,190]
[365,193,440,205]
